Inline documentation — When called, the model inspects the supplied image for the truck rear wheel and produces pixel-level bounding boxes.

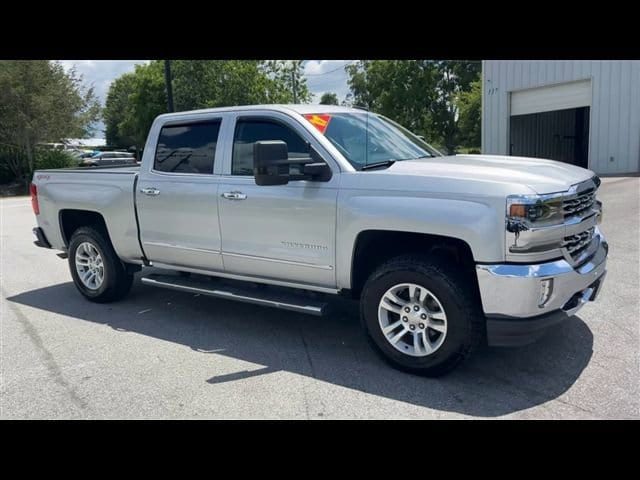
[360,254,484,377]
[68,226,134,303]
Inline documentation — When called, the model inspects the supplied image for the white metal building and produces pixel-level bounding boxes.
[482,60,640,175]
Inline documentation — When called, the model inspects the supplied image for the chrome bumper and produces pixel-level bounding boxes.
[476,228,608,320]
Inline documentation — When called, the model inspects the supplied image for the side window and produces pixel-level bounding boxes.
[154,121,221,174]
[232,119,309,176]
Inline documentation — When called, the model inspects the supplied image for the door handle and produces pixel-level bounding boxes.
[140,187,160,196]
[221,191,247,200]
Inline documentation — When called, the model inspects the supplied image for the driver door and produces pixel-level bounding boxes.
[217,112,340,288]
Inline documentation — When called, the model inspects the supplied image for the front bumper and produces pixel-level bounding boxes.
[476,228,608,346]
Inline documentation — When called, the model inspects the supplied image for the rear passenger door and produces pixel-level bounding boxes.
[137,116,226,271]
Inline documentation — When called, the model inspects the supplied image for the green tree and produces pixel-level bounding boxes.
[431,61,481,152]
[104,61,166,149]
[455,79,481,149]
[104,60,313,149]
[122,61,167,148]
[319,92,339,105]
[0,60,100,183]
[262,60,312,103]
[172,60,304,109]
[345,60,480,152]
[104,71,137,147]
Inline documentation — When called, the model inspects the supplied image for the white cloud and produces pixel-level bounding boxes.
[59,60,150,104]
[304,60,339,75]
[303,60,353,103]
[59,60,150,139]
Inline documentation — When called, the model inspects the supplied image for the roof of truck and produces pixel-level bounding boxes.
[155,104,365,120]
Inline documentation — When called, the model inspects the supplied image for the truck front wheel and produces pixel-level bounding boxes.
[68,226,134,303]
[360,254,484,376]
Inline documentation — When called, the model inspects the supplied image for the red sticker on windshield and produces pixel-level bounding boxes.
[304,114,332,135]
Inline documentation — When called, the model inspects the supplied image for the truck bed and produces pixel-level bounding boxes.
[32,165,143,263]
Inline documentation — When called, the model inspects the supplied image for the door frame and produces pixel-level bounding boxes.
[137,113,231,269]
[216,110,341,288]
[218,109,343,177]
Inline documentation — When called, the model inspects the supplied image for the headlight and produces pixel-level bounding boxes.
[506,193,565,228]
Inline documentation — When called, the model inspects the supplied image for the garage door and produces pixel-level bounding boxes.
[511,80,591,116]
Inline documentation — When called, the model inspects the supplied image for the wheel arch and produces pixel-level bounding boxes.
[349,230,480,300]
[59,209,109,248]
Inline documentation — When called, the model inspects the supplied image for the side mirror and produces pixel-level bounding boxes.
[254,140,333,186]
[254,140,290,186]
[303,147,332,182]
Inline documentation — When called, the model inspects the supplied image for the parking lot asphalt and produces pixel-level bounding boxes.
[1,177,638,419]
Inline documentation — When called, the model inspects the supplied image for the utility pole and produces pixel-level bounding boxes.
[164,60,174,112]
[291,66,297,104]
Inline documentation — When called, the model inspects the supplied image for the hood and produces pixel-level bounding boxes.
[384,154,595,194]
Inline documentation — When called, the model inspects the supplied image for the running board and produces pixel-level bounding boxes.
[141,273,329,316]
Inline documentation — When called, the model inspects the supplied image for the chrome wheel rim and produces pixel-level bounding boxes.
[378,283,448,357]
[75,242,104,290]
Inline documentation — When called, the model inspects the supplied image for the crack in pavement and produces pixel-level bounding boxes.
[297,326,317,420]
[2,287,90,415]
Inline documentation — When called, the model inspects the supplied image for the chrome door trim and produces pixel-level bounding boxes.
[223,251,334,270]
[150,262,339,294]
[143,241,221,254]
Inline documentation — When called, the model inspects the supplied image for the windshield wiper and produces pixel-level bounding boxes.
[360,160,396,171]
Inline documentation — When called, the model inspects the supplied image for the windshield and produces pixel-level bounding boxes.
[304,112,442,170]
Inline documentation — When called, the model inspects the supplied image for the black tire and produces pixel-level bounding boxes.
[360,254,484,377]
[68,226,134,303]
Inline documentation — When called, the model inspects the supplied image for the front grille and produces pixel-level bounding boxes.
[563,188,596,219]
[562,226,595,260]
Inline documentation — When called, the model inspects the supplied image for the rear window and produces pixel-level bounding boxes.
[154,121,221,174]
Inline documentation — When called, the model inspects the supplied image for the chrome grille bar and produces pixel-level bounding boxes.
[562,227,595,259]
[563,190,596,218]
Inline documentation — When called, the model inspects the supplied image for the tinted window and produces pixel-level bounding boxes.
[154,121,221,174]
[232,120,308,175]
[310,112,441,169]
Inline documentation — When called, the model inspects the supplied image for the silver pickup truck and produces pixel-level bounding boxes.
[30,104,608,376]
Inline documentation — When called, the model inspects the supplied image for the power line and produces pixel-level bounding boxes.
[304,61,355,76]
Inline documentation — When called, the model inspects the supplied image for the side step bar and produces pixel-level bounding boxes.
[141,273,329,316]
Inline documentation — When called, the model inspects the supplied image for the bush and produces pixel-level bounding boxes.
[0,162,14,184]
[35,150,76,170]
[0,145,22,184]
[0,146,76,186]
[455,147,482,155]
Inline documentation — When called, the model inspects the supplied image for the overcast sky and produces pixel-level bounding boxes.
[60,60,351,139]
